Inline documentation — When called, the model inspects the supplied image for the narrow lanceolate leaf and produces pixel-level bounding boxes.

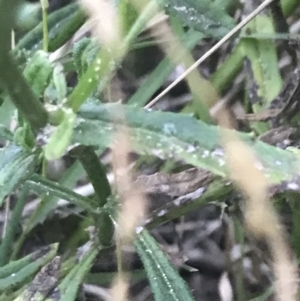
[0,187,29,267]
[58,246,98,301]
[44,108,76,160]
[73,103,300,186]
[0,244,58,293]
[52,63,67,101]
[241,16,283,113]
[72,38,101,79]
[135,229,195,301]
[14,3,80,53]
[27,174,96,212]
[161,0,234,38]
[0,246,55,279]
[23,50,53,98]
[0,144,37,206]
[66,0,158,112]
[0,125,13,141]
[14,256,61,301]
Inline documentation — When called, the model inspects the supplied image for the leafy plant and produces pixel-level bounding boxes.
[0,0,300,300]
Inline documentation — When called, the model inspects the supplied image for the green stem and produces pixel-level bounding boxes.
[66,0,158,112]
[71,146,114,247]
[40,0,49,52]
[210,44,244,93]
[71,146,111,206]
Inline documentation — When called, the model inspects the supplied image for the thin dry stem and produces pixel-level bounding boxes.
[146,0,275,108]
[148,18,219,110]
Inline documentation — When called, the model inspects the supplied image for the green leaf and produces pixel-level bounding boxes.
[11,162,86,261]
[0,1,48,130]
[23,50,53,98]
[0,125,13,141]
[0,243,58,293]
[44,108,76,160]
[52,63,67,101]
[15,2,41,31]
[128,30,203,107]
[118,0,139,35]
[66,0,158,112]
[48,8,87,52]
[0,246,56,279]
[23,161,85,231]
[161,0,234,38]
[0,97,16,129]
[27,174,96,212]
[73,103,300,186]
[72,38,101,79]
[0,144,36,206]
[14,3,80,53]
[135,229,195,301]
[14,122,36,149]
[58,246,98,301]
[0,187,29,267]
[210,44,244,93]
[145,178,230,229]
[14,256,61,301]
[241,16,283,112]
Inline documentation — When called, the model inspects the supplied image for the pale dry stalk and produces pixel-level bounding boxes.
[110,275,130,301]
[77,1,147,300]
[219,110,298,301]
[78,0,121,47]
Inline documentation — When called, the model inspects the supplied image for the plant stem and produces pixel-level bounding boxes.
[40,0,49,52]
[67,0,158,112]
[71,146,114,247]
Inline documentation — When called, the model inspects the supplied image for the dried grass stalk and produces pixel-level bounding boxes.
[219,110,298,301]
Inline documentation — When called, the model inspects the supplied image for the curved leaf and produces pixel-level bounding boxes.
[27,174,96,212]
[0,125,13,141]
[0,243,58,293]
[0,144,37,206]
[161,0,234,38]
[241,16,282,113]
[44,108,76,160]
[0,187,29,267]
[14,3,80,53]
[23,50,53,98]
[73,103,300,186]
[0,246,55,279]
[58,246,98,301]
[135,229,195,301]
